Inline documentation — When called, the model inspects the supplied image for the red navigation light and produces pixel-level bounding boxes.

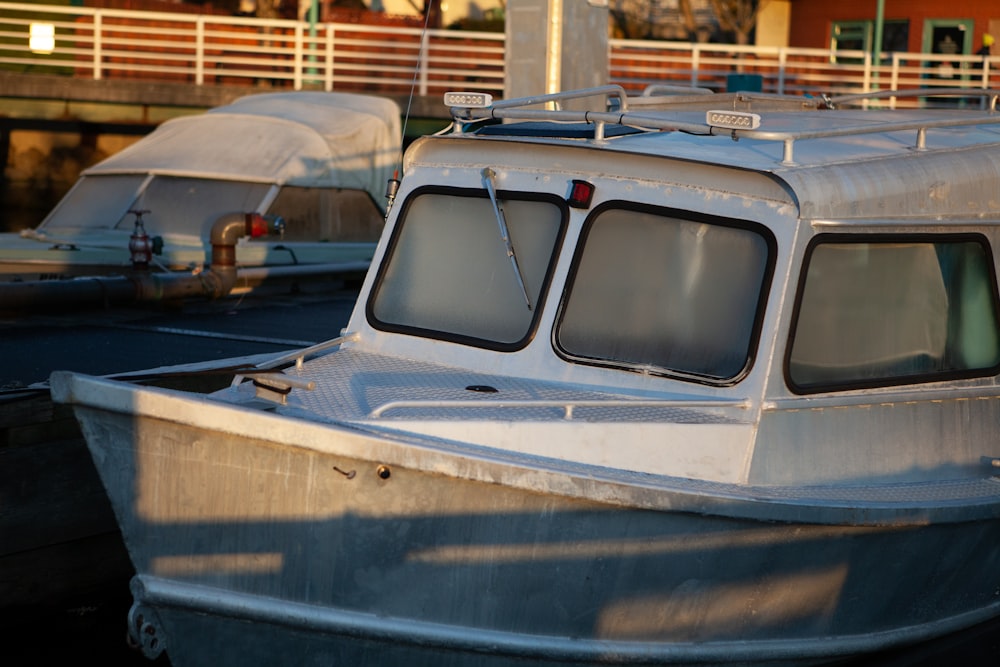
[567,180,595,209]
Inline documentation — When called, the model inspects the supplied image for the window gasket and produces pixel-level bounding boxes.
[552,200,777,386]
[785,232,1000,395]
[365,184,569,352]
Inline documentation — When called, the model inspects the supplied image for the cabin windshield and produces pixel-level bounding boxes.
[122,176,271,237]
[40,174,146,231]
[788,237,1000,392]
[556,205,773,383]
[369,189,565,347]
[41,175,271,238]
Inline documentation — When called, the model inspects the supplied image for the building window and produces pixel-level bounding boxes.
[831,20,909,61]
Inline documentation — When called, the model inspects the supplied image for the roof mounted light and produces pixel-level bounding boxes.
[706,110,761,131]
[444,91,493,108]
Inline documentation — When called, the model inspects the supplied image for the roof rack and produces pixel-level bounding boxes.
[444,87,1000,165]
[828,87,1000,110]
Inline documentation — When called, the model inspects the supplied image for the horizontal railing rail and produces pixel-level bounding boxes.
[0,2,504,95]
[1,3,997,107]
[609,38,1000,107]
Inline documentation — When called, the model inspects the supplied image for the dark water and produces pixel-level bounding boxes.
[4,582,166,666]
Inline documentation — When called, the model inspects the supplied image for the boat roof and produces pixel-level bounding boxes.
[87,92,402,202]
[436,87,1000,222]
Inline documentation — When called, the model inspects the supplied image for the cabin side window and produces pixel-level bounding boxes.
[787,236,1000,393]
[368,188,566,349]
[555,204,774,383]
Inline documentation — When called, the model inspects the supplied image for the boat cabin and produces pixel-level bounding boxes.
[288,86,1000,489]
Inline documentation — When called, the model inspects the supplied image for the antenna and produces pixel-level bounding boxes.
[386,0,437,219]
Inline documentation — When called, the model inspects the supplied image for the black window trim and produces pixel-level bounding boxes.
[552,200,778,387]
[366,184,569,352]
[785,232,1000,395]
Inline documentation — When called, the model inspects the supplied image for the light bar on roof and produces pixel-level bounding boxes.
[706,110,761,131]
[444,92,493,108]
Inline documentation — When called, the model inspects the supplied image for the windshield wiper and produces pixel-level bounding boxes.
[481,167,532,311]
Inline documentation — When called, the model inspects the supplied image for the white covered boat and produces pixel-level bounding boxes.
[0,91,400,283]
[51,87,1000,666]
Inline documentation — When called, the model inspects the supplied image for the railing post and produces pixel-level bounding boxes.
[195,16,205,86]
[325,24,334,92]
[890,53,901,103]
[861,51,872,106]
[981,60,991,110]
[92,12,102,80]
[690,44,700,88]
[777,47,787,95]
[419,30,430,97]
[293,23,304,90]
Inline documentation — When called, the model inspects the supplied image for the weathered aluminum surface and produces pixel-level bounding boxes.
[50,372,1000,666]
[124,574,999,667]
[54,372,1000,525]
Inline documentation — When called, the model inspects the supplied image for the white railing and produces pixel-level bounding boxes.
[2,3,997,105]
[0,2,504,95]
[609,38,999,107]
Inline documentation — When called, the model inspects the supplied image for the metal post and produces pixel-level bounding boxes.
[293,23,303,89]
[419,30,429,97]
[325,24,334,91]
[307,0,317,77]
[872,0,884,90]
[777,48,787,94]
[195,16,205,85]
[92,12,102,80]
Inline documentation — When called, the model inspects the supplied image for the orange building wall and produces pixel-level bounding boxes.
[788,0,999,53]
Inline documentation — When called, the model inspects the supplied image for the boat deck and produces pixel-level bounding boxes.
[208,347,1000,525]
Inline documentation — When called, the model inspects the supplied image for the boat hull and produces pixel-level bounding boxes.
[59,380,1000,667]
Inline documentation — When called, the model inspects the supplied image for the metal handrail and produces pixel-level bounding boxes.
[829,87,1000,111]
[369,397,750,419]
[448,87,1000,164]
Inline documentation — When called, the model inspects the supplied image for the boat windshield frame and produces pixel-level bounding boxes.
[38,173,149,231]
[366,185,568,351]
[553,201,777,386]
[39,173,275,238]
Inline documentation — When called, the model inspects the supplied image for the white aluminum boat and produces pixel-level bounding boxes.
[0,91,400,283]
[51,87,1000,666]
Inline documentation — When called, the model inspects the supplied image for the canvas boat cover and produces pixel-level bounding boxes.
[86,92,402,203]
